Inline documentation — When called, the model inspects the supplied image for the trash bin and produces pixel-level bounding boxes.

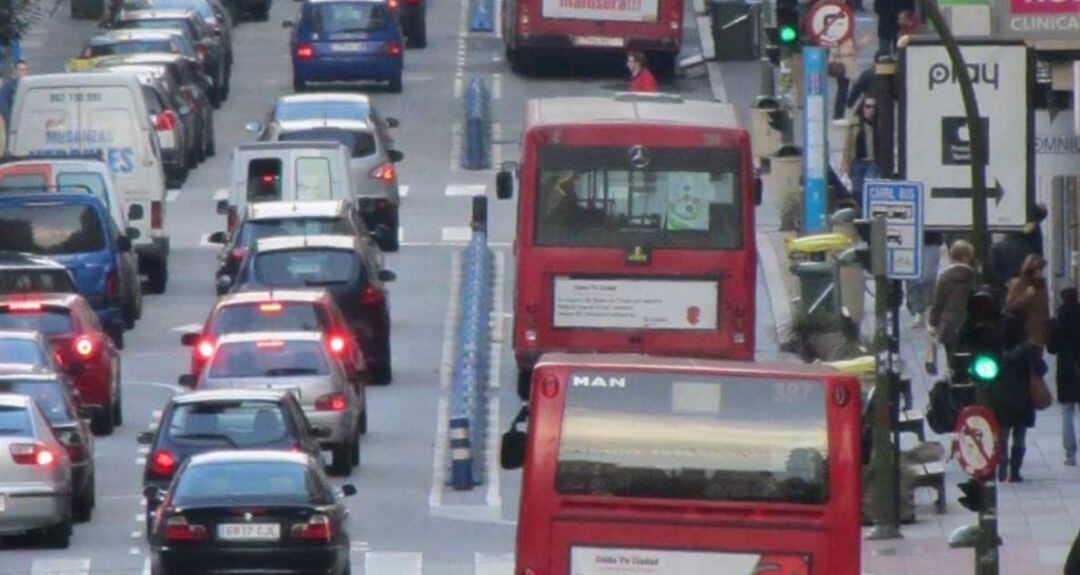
[770,144,803,198]
[750,96,784,162]
[709,0,760,62]
[792,260,836,315]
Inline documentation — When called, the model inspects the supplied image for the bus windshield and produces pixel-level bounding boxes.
[535,146,741,250]
[556,372,828,504]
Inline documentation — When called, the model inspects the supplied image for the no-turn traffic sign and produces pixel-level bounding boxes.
[805,0,854,46]
[955,406,1001,480]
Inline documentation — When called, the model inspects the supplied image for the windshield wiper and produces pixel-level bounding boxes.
[265,367,319,376]
[171,432,238,448]
[336,27,371,33]
[303,279,347,287]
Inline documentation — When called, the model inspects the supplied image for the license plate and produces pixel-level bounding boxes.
[217,523,280,541]
[0,494,6,513]
[572,35,625,47]
[331,42,368,52]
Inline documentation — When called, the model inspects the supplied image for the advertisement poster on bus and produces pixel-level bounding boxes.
[570,547,810,574]
[995,0,1079,40]
[553,277,717,331]
[542,0,659,22]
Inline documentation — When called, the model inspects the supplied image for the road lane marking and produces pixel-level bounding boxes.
[445,184,486,197]
[441,227,472,242]
[449,123,463,170]
[400,241,510,248]
[129,547,141,555]
[171,323,203,333]
[364,552,422,575]
[30,559,90,575]
[399,185,409,198]
[476,553,515,575]
[491,74,502,100]
[166,189,181,202]
[492,122,503,166]
[142,559,150,575]
[430,253,460,511]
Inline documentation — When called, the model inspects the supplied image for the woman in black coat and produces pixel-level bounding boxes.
[991,312,1039,482]
[1048,287,1080,466]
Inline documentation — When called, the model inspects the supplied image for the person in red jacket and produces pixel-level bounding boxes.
[626,51,658,92]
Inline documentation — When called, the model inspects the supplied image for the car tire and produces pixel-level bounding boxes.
[371,360,392,385]
[258,0,271,21]
[91,406,116,436]
[113,370,123,426]
[389,74,402,93]
[350,434,360,467]
[385,224,400,252]
[330,442,352,476]
[293,75,306,93]
[133,282,143,320]
[359,408,367,435]
[146,258,168,294]
[41,517,72,549]
[407,15,426,48]
[206,122,217,157]
[73,476,94,523]
[108,325,125,350]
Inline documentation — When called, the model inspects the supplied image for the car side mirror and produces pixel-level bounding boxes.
[216,198,229,215]
[128,204,145,220]
[117,235,133,252]
[177,374,195,388]
[245,121,263,134]
[500,429,526,470]
[340,484,357,497]
[137,431,154,445]
[126,226,141,240]
[281,19,295,27]
[216,274,233,295]
[310,425,333,439]
[386,117,399,128]
[496,170,513,200]
[378,269,396,283]
[207,231,228,244]
[143,485,162,501]
[180,332,200,347]
[387,149,404,163]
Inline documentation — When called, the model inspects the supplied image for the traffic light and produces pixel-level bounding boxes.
[776,0,800,47]
[957,479,985,513]
[957,288,1001,386]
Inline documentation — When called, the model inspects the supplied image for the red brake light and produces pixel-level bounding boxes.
[8,302,42,312]
[164,515,209,543]
[197,339,215,359]
[295,43,314,60]
[149,450,176,479]
[258,302,283,314]
[74,336,96,359]
[368,162,396,183]
[329,335,346,354]
[10,443,56,466]
[360,284,384,307]
[387,0,399,11]
[381,42,401,57]
[315,393,347,412]
[290,514,333,541]
[105,270,119,300]
[155,110,176,132]
[63,439,85,461]
[151,201,163,229]
[227,246,247,268]
[261,173,275,185]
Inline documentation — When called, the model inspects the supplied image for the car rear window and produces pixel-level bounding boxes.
[0,204,106,254]
[0,405,33,436]
[119,18,197,38]
[0,339,47,367]
[252,249,358,287]
[274,100,370,123]
[0,308,75,336]
[0,382,73,425]
[208,303,325,336]
[208,340,330,378]
[89,39,176,56]
[0,270,76,294]
[279,129,376,158]
[237,217,352,248]
[310,2,387,34]
[56,172,112,212]
[247,159,282,202]
[0,174,48,191]
[172,461,330,506]
[164,400,296,448]
[295,158,332,201]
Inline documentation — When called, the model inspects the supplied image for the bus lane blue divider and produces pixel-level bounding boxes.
[469,0,494,32]
[462,77,491,170]
[448,229,493,490]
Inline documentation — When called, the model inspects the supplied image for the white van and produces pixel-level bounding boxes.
[215,142,355,232]
[7,73,171,293]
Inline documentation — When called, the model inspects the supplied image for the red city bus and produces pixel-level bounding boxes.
[501,353,862,575]
[500,0,682,74]
[495,94,758,399]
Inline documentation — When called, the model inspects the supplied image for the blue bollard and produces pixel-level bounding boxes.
[449,417,475,489]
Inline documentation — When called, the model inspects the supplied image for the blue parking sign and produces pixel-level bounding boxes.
[862,180,924,280]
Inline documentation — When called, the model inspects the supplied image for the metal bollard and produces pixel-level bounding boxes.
[448,417,475,489]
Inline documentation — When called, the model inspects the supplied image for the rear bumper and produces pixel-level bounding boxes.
[293,56,403,82]
[514,33,678,53]
[72,365,112,408]
[0,486,68,535]
[304,409,354,445]
[156,544,346,575]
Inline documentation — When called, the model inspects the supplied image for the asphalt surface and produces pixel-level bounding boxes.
[0,0,745,573]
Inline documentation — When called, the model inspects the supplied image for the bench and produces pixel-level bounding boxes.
[898,409,926,441]
[912,462,946,514]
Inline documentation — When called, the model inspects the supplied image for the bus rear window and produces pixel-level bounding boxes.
[556,372,828,504]
[535,146,741,250]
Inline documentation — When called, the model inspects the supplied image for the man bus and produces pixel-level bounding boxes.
[501,353,862,575]
[495,93,758,399]
[500,0,682,75]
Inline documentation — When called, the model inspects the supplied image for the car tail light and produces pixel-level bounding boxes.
[368,162,396,182]
[290,514,333,541]
[328,335,346,354]
[105,270,119,301]
[74,335,97,359]
[315,393,347,412]
[381,42,401,57]
[226,246,248,269]
[359,285,384,307]
[387,0,399,12]
[10,443,56,466]
[197,338,215,359]
[295,43,314,60]
[258,302,282,314]
[148,449,176,479]
[164,515,209,543]
[195,44,208,62]
[155,110,176,132]
[404,0,419,5]
[152,201,163,229]
[226,207,238,232]
[62,435,86,461]
[8,301,42,312]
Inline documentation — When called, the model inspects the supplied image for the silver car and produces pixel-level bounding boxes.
[191,332,363,476]
[0,331,60,373]
[247,93,403,252]
[0,393,74,547]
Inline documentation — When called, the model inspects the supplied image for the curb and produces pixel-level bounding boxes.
[757,232,793,339]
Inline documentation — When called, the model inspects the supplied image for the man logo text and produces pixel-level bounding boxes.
[573,376,627,388]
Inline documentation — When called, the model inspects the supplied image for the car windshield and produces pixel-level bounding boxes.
[0,174,48,190]
[119,19,194,37]
[279,129,376,158]
[0,405,33,436]
[208,340,330,378]
[164,401,296,447]
[0,270,76,294]
[274,100,370,123]
[89,39,176,56]
[252,249,357,287]
[237,217,352,248]
[0,308,75,337]
[56,173,112,211]
[310,2,386,33]
[151,1,214,20]
[0,204,106,255]
[0,339,47,367]
[208,303,325,337]
[172,461,331,506]
[0,382,73,425]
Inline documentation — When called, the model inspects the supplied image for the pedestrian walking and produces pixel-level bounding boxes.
[874,0,900,54]
[991,312,1042,482]
[905,231,943,328]
[928,239,977,365]
[1048,286,1080,466]
[985,206,1047,291]
[827,37,857,121]
[626,51,657,93]
[0,59,28,133]
[841,96,879,198]
[1006,254,1050,349]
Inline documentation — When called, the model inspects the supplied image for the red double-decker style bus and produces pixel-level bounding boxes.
[495,93,758,399]
[502,354,862,575]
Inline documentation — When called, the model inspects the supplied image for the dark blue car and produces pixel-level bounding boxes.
[286,0,404,93]
[0,193,138,346]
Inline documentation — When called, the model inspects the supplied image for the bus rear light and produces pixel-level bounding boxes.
[540,375,559,398]
[834,385,851,407]
[525,329,538,343]
[519,13,529,27]
[670,20,679,29]
[151,201,163,229]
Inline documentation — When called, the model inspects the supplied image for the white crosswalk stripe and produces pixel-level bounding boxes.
[445,184,486,197]
[30,558,90,575]
[363,551,423,575]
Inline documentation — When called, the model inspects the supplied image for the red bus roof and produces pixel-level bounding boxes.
[535,353,842,378]
[526,94,741,131]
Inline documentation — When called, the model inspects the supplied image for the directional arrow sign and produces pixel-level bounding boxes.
[929,180,1006,206]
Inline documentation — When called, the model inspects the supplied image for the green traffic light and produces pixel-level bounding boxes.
[779,25,798,44]
[969,353,1000,383]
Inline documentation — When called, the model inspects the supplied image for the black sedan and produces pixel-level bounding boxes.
[147,450,354,575]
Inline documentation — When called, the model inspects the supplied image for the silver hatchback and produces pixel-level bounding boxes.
[192,332,363,476]
[0,393,74,547]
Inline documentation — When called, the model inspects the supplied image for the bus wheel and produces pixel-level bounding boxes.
[516,367,532,401]
[508,48,530,75]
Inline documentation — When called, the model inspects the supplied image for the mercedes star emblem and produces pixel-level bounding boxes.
[629,145,650,168]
